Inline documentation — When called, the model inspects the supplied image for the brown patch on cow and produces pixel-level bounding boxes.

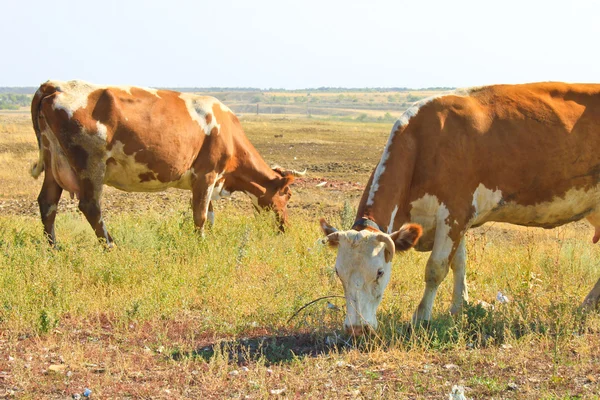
[211,126,219,135]
[205,113,212,124]
[138,172,157,182]
[71,145,89,171]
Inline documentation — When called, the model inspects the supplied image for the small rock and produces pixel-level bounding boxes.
[501,344,513,350]
[449,385,467,400]
[72,394,81,400]
[507,382,518,391]
[48,364,66,373]
[229,370,239,376]
[496,291,510,303]
[444,364,459,370]
[270,388,286,395]
[266,368,274,375]
[241,366,249,372]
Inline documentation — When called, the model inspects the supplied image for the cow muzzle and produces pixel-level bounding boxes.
[344,322,375,337]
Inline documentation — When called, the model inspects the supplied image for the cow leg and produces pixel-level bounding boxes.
[412,216,459,323]
[37,168,63,246]
[581,213,600,309]
[207,201,215,226]
[191,172,218,235]
[582,278,600,311]
[78,180,113,247]
[449,237,468,315]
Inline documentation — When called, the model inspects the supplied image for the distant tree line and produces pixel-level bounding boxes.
[0,93,32,110]
[0,87,37,95]
[0,86,456,95]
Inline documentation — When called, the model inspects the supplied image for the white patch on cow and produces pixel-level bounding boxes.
[51,80,99,119]
[387,205,399,234]
[409,194,443,237]
[211,177,231,201]
[432,204,453,263]
[202,173,223,219]
[489,186,600,227]
[96,121,108,141]
[50,80,161,119]
[120,86,161,97]
[469,184,503,226]
[180,94,231,135]
[366,88,473,206]
[104,141,193,192]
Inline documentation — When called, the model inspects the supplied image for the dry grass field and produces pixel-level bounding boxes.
[1,102,600,399]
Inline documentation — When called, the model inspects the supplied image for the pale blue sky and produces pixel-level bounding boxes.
[2,0,598,88]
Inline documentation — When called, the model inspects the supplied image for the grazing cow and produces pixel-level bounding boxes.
[321,82,600,335]
[31,80,303,246]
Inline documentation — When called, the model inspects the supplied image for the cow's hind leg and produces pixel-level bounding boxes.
[582,278,600,311]
[78,179,113,247]
[38,168,63,246]
[449,237,469,315]
[582,213,600,310]
[191,172,218,235]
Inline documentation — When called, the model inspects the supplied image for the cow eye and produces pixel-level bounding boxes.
[376,269,384,278]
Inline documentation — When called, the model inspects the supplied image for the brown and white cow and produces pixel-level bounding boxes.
[31,80,302,246]
[321,82,600,335]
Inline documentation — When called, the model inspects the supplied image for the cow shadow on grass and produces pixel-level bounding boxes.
[170,331,353,365]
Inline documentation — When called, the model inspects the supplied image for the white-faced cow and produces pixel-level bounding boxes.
[31,80,303,246]
[321,82,600,335]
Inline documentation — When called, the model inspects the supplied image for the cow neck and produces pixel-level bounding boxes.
[354,129,415,234]
[229,148,281,199]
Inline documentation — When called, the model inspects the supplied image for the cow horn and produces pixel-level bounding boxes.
[375,233,395,263]
[290,168,307,177]
[271,165,307,177]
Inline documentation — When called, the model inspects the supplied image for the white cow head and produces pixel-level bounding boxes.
[320,218,422,336]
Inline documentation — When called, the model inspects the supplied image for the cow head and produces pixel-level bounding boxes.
[259,172,295,231]
[320,218,422,335]
[250,166,304,232]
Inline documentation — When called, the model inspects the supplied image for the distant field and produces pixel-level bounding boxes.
[1,93,600,398]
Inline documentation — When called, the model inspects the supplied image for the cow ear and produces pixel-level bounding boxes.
[325,232,340,248]
[320,218,338,236]
[390,223,422,251]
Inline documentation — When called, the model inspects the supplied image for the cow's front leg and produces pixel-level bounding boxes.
[192,172,218,235]
[207,202,215,226]
[449,237,468,315]
[412,215,459,323]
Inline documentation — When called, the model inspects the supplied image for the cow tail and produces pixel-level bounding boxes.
[30,82,58,179]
